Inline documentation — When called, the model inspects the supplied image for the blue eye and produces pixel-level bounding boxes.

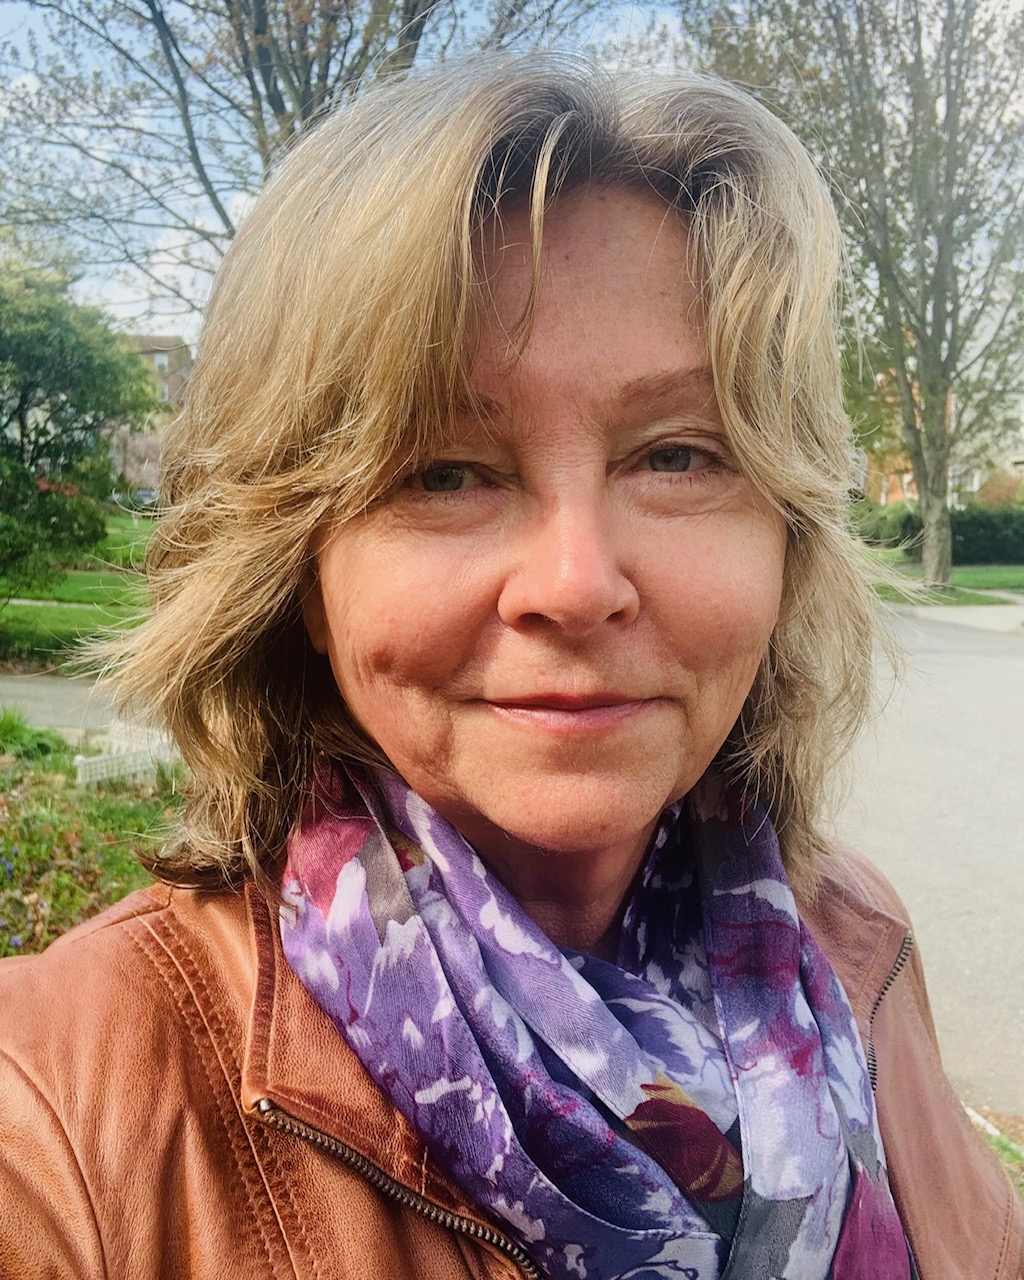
[418,465,467,492]
[648,446,695,472]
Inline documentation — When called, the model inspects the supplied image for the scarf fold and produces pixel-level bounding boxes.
[280,760,913,1280]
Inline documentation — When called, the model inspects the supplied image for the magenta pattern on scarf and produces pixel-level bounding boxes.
[280,760,914,1280]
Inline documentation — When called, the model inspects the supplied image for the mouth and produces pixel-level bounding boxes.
[488,692,641,711]
[482,693,659,732]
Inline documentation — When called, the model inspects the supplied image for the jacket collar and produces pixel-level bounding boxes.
[239,882,485,1219]
[796,851,913,1041]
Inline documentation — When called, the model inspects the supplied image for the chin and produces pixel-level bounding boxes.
[467,772,679,857]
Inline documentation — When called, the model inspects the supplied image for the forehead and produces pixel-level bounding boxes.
[468,186,711,415]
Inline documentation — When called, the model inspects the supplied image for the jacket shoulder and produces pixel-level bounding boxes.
[812,842,914,925]
[807,849,1024,1280]
[0,882,252,1073]
[0,883,264,1279]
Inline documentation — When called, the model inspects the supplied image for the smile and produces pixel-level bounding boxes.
[482,694,657,733]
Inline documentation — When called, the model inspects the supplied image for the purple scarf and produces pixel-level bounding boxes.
[281,760,914,1280]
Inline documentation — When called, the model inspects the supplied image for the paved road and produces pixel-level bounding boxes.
[3,614,1022,1112]
[834,612,1024,1115]
[0,671,118,739]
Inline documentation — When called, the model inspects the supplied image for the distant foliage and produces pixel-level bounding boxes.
[854,498,1024,564]
[0,457,107,602]
[852,499,923,553]
[951,508,1024,565]
[0,269,154,601]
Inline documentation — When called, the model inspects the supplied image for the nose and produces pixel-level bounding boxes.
[496,496,640,637]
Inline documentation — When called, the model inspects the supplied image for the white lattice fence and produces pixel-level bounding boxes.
[75,748,161,786]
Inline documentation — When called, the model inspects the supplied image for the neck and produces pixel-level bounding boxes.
[457,819,658,961]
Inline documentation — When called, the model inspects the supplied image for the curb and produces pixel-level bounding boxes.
[964,1105,1024,1161]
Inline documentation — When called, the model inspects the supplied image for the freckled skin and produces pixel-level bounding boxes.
[304,188,787,954]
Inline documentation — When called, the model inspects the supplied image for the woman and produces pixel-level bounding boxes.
[0,56,1019,1280]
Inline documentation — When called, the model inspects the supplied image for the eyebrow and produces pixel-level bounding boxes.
[452,365,718,425]
[616,366,717,411]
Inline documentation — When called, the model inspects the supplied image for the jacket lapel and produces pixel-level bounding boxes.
[239,882,487,1219]
[796,854,913,1045]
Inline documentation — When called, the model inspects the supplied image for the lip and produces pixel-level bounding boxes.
[488,692,641,710]
[482,693,658,733]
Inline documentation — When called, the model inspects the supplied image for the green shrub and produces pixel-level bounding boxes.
[0,707,69,760]
[0,709,186,956]
[951,506,1024,564]
[853,498,923,553]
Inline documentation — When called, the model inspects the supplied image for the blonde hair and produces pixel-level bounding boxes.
[109,54,882,892]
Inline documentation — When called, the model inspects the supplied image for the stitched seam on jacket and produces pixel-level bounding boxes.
[127,924,284,1277]
[993,1167,1019,1280]
[0,1045,110,1280]
[882,973,1013,1279]
[145,911,324,1280]
[251,1120,326,1280]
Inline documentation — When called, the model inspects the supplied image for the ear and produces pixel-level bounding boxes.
[300,564,330,655]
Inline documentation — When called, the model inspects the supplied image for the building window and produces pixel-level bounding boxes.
[154,352,169,372]
[158,382,170,402]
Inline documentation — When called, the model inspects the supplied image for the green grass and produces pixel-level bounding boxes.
[985,1132,1024,1199]
[0,710,182,957]
[91,512,155,571]
[0,707,69,759]
[0,601,142,662]
[0,513,152,662]
[945,564,1024,592]
[12,570,148,608]
[873,582,1010,606]
[864,550,1024,602]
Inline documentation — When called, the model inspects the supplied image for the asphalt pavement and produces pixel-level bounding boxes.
[834,609,1024,1115]
[2,607,1022,1112]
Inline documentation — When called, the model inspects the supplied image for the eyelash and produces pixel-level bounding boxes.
[405,441,728,497]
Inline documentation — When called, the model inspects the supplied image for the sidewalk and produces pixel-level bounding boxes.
[892,600,1024,634]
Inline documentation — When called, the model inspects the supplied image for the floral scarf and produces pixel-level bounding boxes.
[280,759,915,1280]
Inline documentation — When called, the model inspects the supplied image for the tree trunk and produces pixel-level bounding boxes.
[920,497,952,587]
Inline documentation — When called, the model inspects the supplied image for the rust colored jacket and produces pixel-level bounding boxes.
[0,852,1020,1280]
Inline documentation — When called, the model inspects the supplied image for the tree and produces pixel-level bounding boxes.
[691,0,1024,584]
[0,457,107,603]
[0,268,155,599]
[0,268,157,482]
[0,0,603,318]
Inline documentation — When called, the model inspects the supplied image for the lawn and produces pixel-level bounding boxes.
[0,514,152,663]
[985,1132,1024,1200]
[14,570,149,608]
[946,564,1024,592]
[95,512,155,570]
[873,582,1010,606]
[0,601,142,662]
[0,709,179,958]
[865,551,1024,602]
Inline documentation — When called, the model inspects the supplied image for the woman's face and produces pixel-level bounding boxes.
[305,187,786,881]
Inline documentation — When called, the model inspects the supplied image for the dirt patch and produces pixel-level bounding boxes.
[977,1107,1024,1148]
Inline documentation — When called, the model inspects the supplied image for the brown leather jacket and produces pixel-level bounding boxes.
[0,851,1020,1280]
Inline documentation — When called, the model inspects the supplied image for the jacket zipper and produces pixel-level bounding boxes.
[257,1099,541,1280]
[865,930,914,1093]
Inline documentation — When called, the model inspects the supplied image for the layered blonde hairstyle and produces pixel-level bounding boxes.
[111,54,880,892]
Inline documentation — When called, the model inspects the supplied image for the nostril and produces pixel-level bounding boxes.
[496,553,640,634]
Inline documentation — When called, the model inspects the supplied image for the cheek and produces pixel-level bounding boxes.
[315,542,485,711]
[662,520,785,685]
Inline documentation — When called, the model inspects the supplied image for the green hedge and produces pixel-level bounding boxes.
[852,499,923,551]
[854,500,1024,564]
[951,507,1024,564]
